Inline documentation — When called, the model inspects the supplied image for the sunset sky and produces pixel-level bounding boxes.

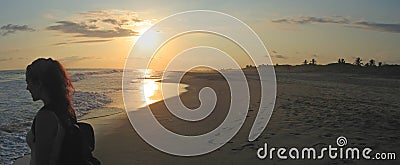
[1,0,399,70]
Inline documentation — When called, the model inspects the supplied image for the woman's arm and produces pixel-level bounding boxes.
[34,110,59,165]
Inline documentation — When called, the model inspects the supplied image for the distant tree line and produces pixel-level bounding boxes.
[351,57,383,67]
[301,57,386,67]
[243,57,394,69]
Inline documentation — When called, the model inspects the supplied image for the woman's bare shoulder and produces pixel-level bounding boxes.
[35,109,59,134]
[36,109,58,122]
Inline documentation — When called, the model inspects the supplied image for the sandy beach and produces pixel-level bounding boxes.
[14,71,400,164]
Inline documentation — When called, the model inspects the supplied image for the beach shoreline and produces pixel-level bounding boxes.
[14,71,400,164]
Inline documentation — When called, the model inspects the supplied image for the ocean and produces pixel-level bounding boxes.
[0,69,175,165]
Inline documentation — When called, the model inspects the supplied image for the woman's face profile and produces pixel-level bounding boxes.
[26,79,41,101]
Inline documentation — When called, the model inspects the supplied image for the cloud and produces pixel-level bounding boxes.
[350,20,400,33]
[271,16,400,33]
[59,56,93,62]
[18,57,29,60]
[0,57,13,62]
[102,18,119,25]
[53,39,112,46]
[53,42,68,46]
[131,18,143,22]
[46,10,149,38]
[47,21,138,38]
[273,54,286,59]
[271,16,350,24]
[88,19,98,23]
[72,39,112,44]
[268,51,286,59]
[0,48,21,54]
[0,24,35,36]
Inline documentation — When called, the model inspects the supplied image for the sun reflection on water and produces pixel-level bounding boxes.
[138,69,188,107]
[143,78,159,105]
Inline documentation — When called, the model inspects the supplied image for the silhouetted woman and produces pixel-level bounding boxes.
[26,58,76,165]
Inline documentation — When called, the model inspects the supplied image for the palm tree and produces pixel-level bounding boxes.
[303,60,308,65]
[354,57,363,66]
[369,59,376,67]
[310,59,316,65]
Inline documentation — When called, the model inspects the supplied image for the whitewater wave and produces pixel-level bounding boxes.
[0,70,113,165]
[69,69,122,82]
[0,90,112,165]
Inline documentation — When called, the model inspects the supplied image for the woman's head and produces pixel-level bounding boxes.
[26,58,76,120]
